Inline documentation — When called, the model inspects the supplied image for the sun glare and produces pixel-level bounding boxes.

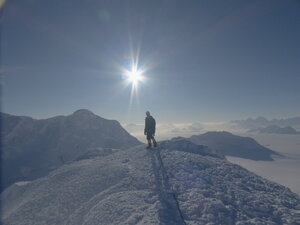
[121,49,148,108]
[126,68,143,84]
[124,66,144,87]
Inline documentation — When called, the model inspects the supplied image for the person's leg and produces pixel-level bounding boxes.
[152,137,157,147]
[147,138,152,148]
[146,133,152,148]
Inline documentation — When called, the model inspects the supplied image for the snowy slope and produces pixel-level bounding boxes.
[2,139,300,225]
[1,110,141,191]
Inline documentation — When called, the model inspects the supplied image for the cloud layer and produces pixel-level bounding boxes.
[123,121,241,142]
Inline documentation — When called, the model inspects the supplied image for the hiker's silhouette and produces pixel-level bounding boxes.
[144,111,157,148]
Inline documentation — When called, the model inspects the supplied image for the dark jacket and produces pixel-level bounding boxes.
[144,116,156,134]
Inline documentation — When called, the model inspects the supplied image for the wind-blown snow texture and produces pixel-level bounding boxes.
[2,139,300,225]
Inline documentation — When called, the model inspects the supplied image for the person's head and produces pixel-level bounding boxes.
[146,111,150,116]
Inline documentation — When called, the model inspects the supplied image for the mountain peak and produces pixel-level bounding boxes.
[73,109,95,115]
[72,109,100,119]
[2,110,141,191]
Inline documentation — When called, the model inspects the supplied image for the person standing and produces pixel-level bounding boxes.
[144,111,157,149]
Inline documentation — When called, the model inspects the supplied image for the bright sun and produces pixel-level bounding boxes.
[121,55,147,105]
[125,67,144,85]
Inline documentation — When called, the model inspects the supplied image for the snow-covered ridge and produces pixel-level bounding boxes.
[2,139,300,225]
[1,110,141,191]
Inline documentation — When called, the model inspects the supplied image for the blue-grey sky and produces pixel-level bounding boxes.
[1,0,300,123]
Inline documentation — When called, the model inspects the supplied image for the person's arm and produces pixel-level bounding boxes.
[144,118,147,135]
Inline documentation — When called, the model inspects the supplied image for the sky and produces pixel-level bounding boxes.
[1,0,300,124]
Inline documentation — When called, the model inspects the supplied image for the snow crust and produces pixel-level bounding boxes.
[2,139,300,225]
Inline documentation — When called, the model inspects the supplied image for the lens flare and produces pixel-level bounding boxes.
[0,0,6,10]
[121,61,146,112]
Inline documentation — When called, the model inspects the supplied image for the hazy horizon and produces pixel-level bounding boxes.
[2,108,300,125]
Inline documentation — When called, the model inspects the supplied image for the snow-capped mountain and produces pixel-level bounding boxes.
[248,125,300,134]
[189,131,280,161]
[2,138,299,225]
[1,109,141,191]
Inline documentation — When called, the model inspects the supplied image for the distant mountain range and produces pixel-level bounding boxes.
[1,109,141,191]
[232,116,300,130]
[2,139,300,225]
[188,131,280,161]
[248,125,300,134]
